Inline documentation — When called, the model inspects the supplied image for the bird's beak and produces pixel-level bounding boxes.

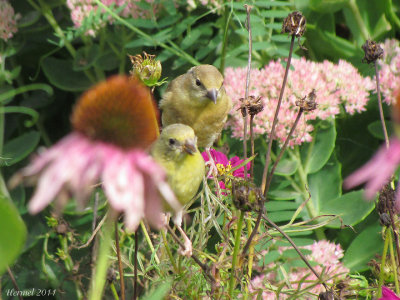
[183,139,197,155]
[206,88,218,104]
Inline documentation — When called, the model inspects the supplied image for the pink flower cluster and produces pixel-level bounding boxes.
[248,240,349,299]
[66,0,156,36]
[187,0,222,10]
[0,0,20,41]
[377,39,400,105]
[224,58,374,146]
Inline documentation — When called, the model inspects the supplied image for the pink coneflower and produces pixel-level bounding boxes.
[379,287,400,300]
[201,149,250,190]
[11,76,180,231]
[0,0,20,41]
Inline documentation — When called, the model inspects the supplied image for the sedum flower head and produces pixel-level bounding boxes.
[66,0,157,36]
[377,39,400,105]
[0,0,20,41]
[248,240,348,299]
[11,76,180,231]
[224,58,374,146]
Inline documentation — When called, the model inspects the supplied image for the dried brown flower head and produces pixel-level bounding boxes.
[238,95,264,117]
[281,11,306,37]
[362,40,384,64]
[295,89,317,111]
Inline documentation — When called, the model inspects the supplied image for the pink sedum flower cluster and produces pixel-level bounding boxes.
[0,0,20,41]
[225,58,374,146]
[66,0,156,36]
[248,240,348,299]
[377,39,400,105]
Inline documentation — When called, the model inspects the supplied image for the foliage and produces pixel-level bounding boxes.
[1,0,400,299]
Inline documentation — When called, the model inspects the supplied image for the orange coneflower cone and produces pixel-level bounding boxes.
[10,75,180,231]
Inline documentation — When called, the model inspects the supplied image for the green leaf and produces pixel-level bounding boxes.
[142,280,172,300]
[268,189,300,200]
[309,0,350,13]
[3,131,40,166]
[367,120,393,140]
[73,44,101,71]
[266,201,300,211]
[42,57,92,92]
[275,158,298,176]
[0,194,27,275]
[343,222,383,271]
[320,190,376,228]
[302,121,336,174]
[268,210,299,223]
[308,155,341,214]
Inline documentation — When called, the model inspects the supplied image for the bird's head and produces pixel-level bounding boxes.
[159,124,199,160]
[187,65,225,105]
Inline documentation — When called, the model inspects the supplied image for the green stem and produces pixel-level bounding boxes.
[29,0,97,83]
[140,221,160,264]
[89,214,114,300]
[110,283,120,300]
[347,0,369,41]
[220,0,232,73]
[93,0,200,66]
[388,230,400,294]
[378,227,390,297]
[160,230,178,273]
[228,211,244,297]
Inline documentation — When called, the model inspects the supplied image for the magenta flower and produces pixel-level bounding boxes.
[379,287,400,300]
[11,76,180,231]
[201,149,250,190]
[344,137,400,213]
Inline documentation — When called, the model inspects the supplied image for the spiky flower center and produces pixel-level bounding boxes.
[71,76,159,149]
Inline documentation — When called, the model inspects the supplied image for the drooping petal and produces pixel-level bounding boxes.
[344,138,400,199]
[102,153,144,231]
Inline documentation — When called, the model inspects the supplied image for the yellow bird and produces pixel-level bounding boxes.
[151,124,205,256]
[151,123,205,207]
[160,65,232,148]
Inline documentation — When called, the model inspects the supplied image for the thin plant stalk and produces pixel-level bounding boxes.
[140,221,160,264]
[110,282,120,300]
[263,215,331,294]
[387,197,400,269]
[261,35,296,195]
[250,115,255,178]
[114,222,125,300]
[160,229,179,273]
[242,4,252,178]
[133,228,139,300]
[378,227,390,298]
[228,211,245,297]
[7,267,23,300]
[243,107,303,255]
[265,109,304,192]
[89,215,114,300]
[374,61,390,149]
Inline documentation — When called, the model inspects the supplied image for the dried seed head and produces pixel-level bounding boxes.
[318,291,338,300]
[239,96,264,117]
[281,11,306,37]
[129,52,162,86]
[295,89,317,111]
[232,179,262,212]
[361,40,384,64]
[71,75,159,149]
[377,183,395,226]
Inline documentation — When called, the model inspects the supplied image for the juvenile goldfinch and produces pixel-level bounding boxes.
[151,124,205,256]
[160,65,232,148]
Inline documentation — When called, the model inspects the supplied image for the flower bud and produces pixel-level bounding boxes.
[129,52,162,87]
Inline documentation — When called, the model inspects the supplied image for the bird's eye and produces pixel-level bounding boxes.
[195,79,202,86]
[168,138,176,146]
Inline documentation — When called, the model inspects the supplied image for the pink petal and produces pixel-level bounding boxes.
[379,286,400,300]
